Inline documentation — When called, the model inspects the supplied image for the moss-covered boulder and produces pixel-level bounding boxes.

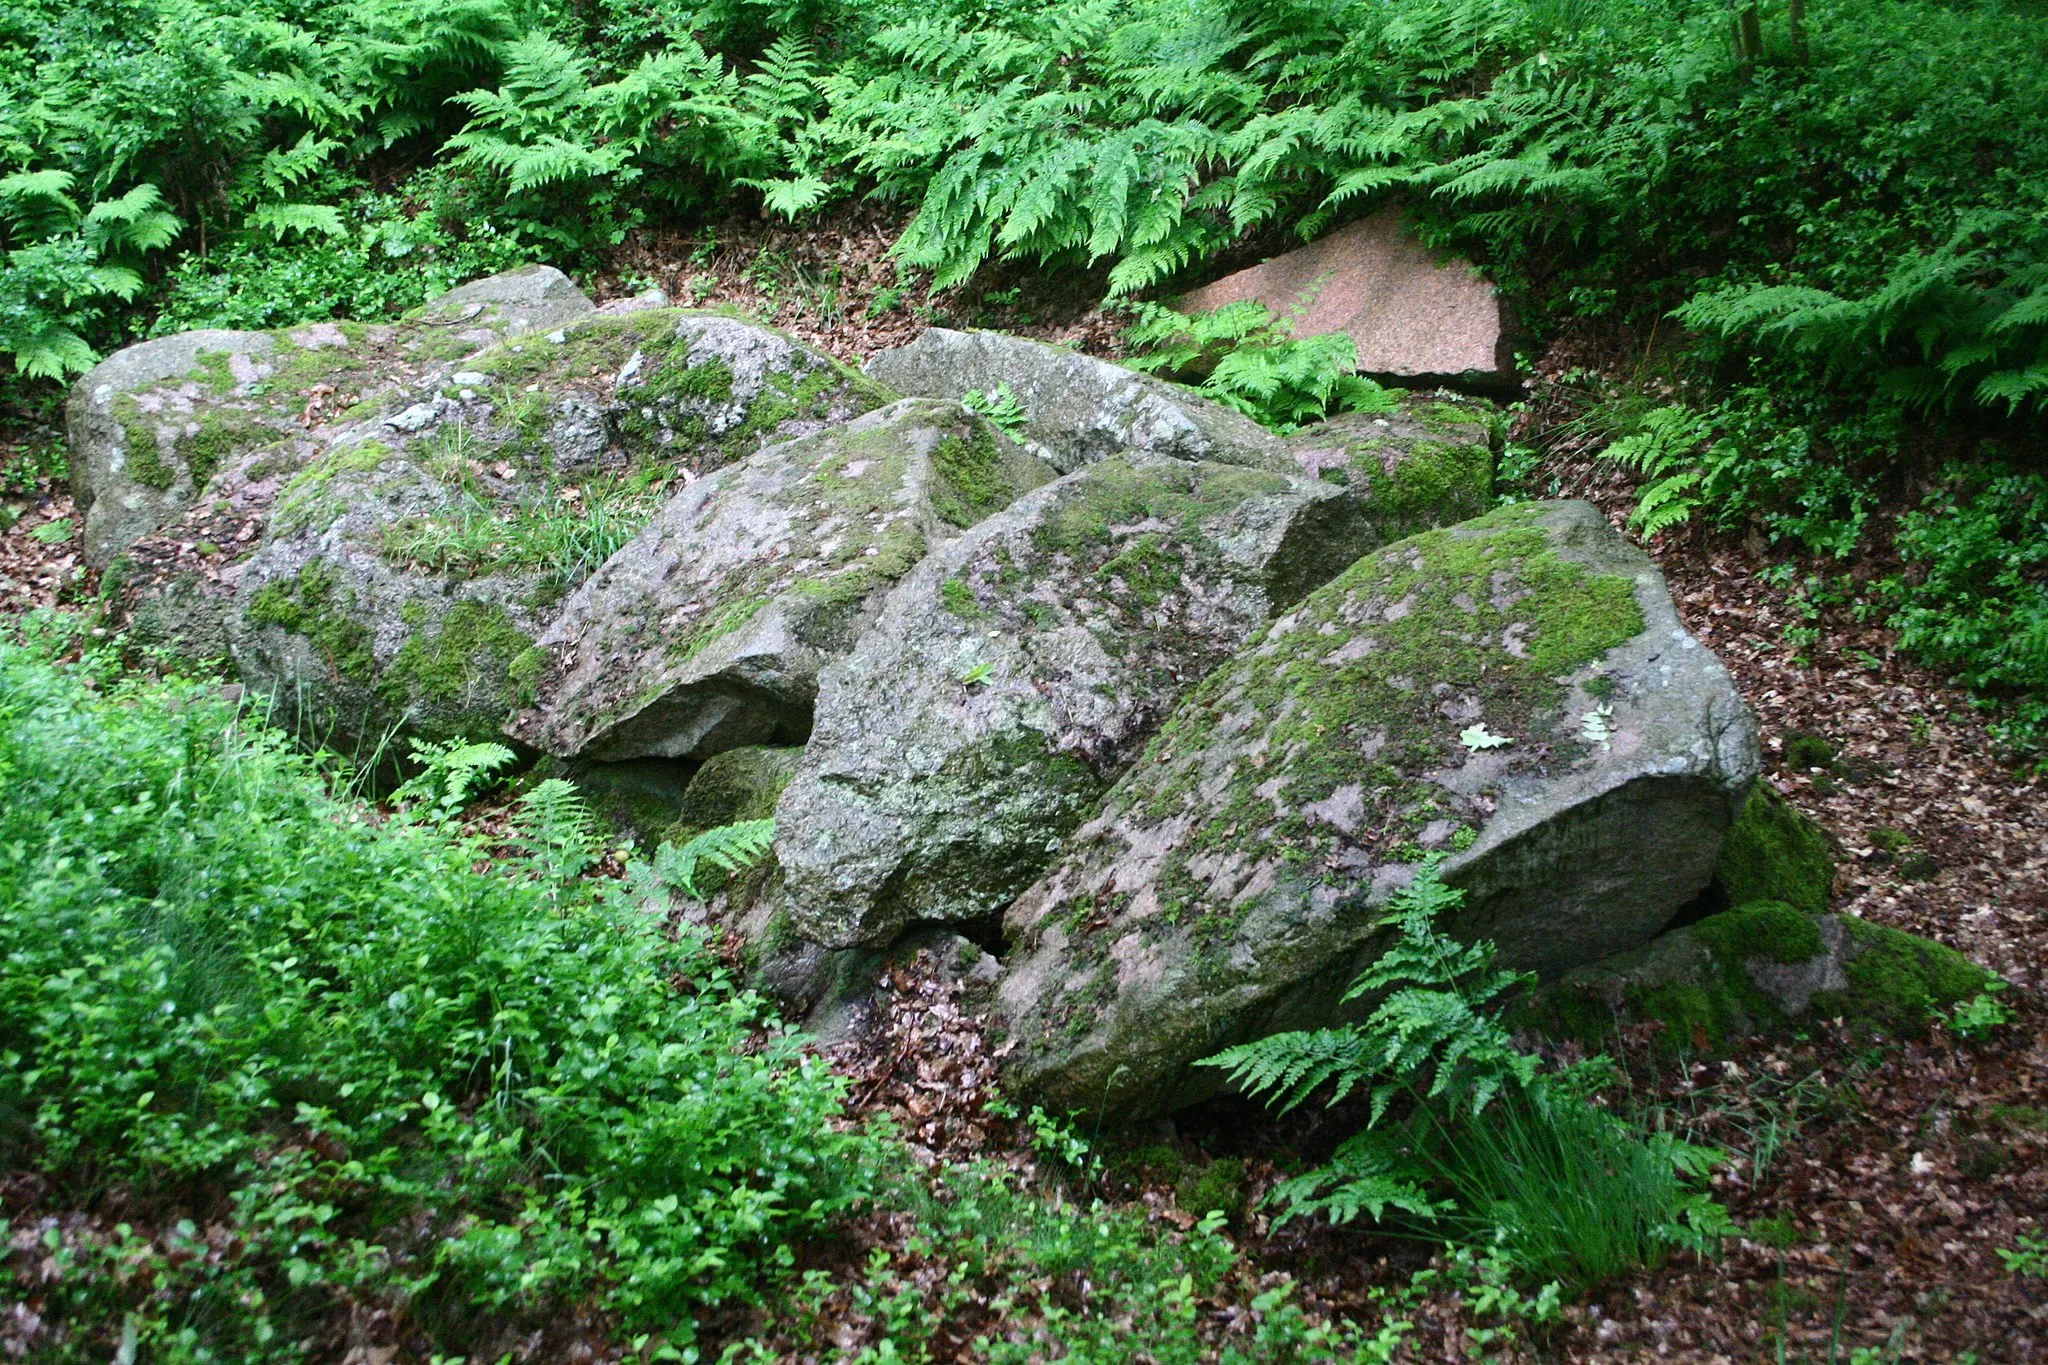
[673,744,804,838]
[509,398,1054,763]
[993,500,1761,1122]
[1715,783,1835,915]
[864,327,1295,475]
[70,267,598,569]
[773,454,1389,950]
[1283,390,1496,539]
[1528,901,1994,1047]
[133,307,887,757]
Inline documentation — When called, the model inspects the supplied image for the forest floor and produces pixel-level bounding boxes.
[2,213,2043,1361]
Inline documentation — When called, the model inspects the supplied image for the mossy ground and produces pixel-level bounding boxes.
[1524,903,1992,1052]
[1815,917,1991,1036]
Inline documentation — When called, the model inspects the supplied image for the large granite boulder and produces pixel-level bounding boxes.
[508,398,1054,762]
[772,455,1389,951]
[219,311,891,754]
[994,500,1760,1121]
[71,267,598,569]
[1176,209,1521,395]
[864,328,1293,474]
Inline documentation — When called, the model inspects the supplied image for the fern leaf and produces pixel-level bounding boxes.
[654,818,777,900]
[247,203,346,240]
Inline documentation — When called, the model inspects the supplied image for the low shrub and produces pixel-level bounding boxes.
[0,623,874,1356]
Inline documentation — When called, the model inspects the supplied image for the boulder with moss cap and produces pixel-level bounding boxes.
[509,398,1055,763]
[864,327,1295,475]
[993,499,1761,1122]
[773,453,1394,950]
[215,309,888,760]
[1527,900,1993,1046]
[1284,390,1495,532]
[72,266,599,570]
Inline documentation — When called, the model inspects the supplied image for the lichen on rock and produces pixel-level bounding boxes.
[509,398,1055,764]
[864,327,1296,474]
[772,453,1389,951]
[993,499,1759,1122]
[1283,389,1496,539]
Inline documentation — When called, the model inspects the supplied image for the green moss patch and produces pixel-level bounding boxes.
[1137,503,1643,862]
[1693,899,1824,966]
[929,424,1018,528]
[243,562,374,683]
[1815,918,1992,1036]
[1030,459,1292,560]
[384,599,544,710]
[1716,785,1834,916]
[274,440,401,532]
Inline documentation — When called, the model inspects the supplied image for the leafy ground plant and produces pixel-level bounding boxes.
[1202,859,1731,1291]
[1123,298,1397,433]
[0,621,874,1357]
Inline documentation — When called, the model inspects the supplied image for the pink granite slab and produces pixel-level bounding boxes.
[1176,209,1519,391]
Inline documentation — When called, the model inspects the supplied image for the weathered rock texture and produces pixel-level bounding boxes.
[1176,210,1520,394]
[418,264,595,338]
[995,500,1760,1121]
[510,399,1054,763]
[219,309,890,754]
[72,267,598,569]
[865,328,1292,474]
[1284,391,1494,534]
[774,455,1388,951]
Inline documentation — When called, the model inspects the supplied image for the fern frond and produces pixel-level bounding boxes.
[1205,1027,1375,1114]
[396,738,518,819]
[653,818,777,900]
[517,777,601,886]
[246,202,346,240]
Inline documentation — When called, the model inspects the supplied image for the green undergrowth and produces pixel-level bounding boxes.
[0,622,872,1357]
[1124,299,1399,433]
[1205,862,1733,1293]
[377,468,667,598]
[0,613,1575,1361]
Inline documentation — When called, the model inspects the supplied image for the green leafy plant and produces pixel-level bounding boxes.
[393,735,519,819]
[645,816,777,900]
[0,175,181,377]
[516,775,603,888]
[0,642,869,1355]
[1202,860,1728,1287]
[1882,463,2048,767]
[2001,1229,2048,1278]
[1602,404,1713,537]
[1124,299,1396,433]
[960,380,1027,434]
[1949,983,2015,1040]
